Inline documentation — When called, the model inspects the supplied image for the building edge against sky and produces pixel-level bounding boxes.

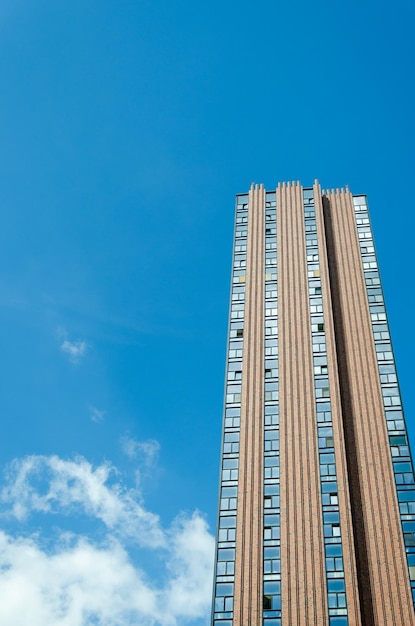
[211,180,415,626]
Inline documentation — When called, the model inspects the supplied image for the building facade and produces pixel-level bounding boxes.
[211,181,415,626]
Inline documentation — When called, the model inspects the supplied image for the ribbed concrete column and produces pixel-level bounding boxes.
[278,181,327,625]
[233,184,265,626]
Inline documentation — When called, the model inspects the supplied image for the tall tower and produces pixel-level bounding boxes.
[211,181,415,626]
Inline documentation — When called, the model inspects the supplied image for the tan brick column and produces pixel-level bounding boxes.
[323,187,415,626]
[278,181,327,625]
[233,183,265,626]
[314,181,362,626]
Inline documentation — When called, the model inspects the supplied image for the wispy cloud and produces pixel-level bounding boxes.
[57,327,88,363]
[60,338,87,362]
[0,454,214,626]
[120,436,161,486]
[89,406,105,423]
[120,435,160,464]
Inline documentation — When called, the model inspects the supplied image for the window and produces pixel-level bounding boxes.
[263,595,272,610]
[265,325,278,336]
[222,465,238,480]
[263,582,281,610]
[214,595,233,611]
[235,229,247,239]
[218,527,236,542]
[264,495,279,509]
[223,432,239,453]
[264,456,279,479]
[220,493,237,510]
[226,383,241,403]
[310,304,323,313]
[315,383,330,398]
[264,495,272,508]
[320,463,336,477]
[326,556,343,571]
[232,291,244,302]
[229,327,243,339]
[215,583,234,596]
[329,618,348,626]
[319,435,334,449]
[265,271,277,281]
[231,304,244,319]
[328,592,346,608]
[333,524,341,537]
[265,344,278,356]
[264,526,279,540]
[265,406,279,426]
[264,429,279,451]
[390,435,407,446]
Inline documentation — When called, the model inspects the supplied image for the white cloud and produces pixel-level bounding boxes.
[0,532,159,626]
[1,455,165,548]
[0,455,215,626]
[165,513,216,619]
[57,327,88,363]
[60,339,87,363]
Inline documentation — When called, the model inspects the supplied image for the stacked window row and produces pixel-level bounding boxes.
[303,189,349,626]
[353,195,415,608]
[263,193,281,626]
[212,194,249,626]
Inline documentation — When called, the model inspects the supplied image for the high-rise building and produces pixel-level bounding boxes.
[211,181,415,626]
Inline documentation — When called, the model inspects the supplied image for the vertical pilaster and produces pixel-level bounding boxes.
[323,188,415,625]
[278,181,327,625]
[233,184,265,626]
[314,181,362,626]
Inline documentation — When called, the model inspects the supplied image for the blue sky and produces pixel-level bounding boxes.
[0,1,414,624]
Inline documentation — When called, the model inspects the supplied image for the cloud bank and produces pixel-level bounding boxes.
[0,454,214,626]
